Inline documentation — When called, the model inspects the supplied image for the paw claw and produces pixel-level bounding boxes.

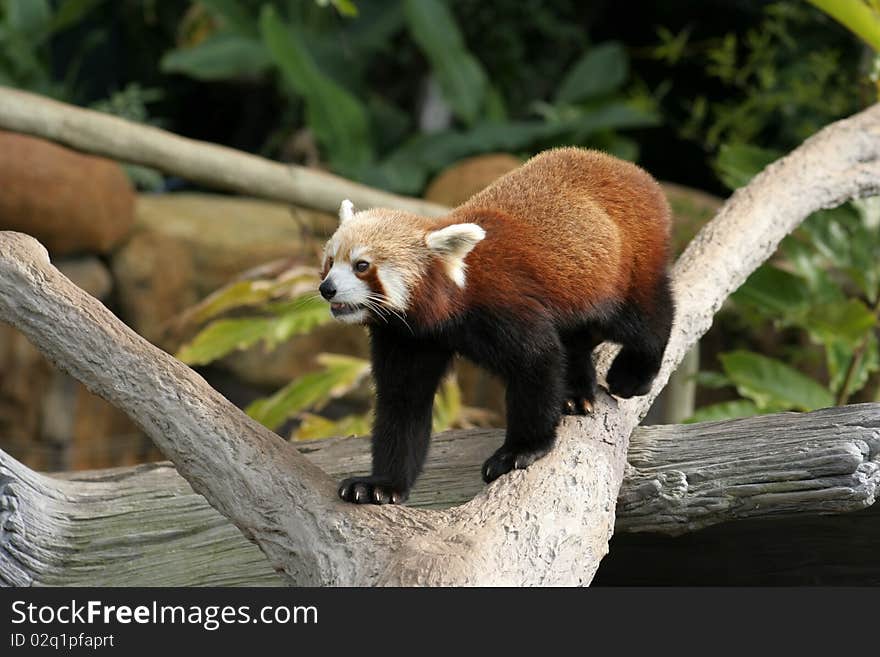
[338,477,407,505]
[562,396,594,415]
[482,445,552,483]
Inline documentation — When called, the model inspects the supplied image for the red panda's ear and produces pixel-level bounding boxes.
[425,223,486,259]
[426,223,485,287]
[339,199,356,224]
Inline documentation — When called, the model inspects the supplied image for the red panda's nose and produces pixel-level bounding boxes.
[319,279,337,300]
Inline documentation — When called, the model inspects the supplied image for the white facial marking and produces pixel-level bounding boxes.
[350,245,370,263]
[377,266,410,310]
[339,199,356,224]
[334,308,367,324]
[326,264,370,305]
[425,223,486,288]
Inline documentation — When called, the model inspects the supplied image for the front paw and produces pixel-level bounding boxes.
[607,356,654,399]
[482,445,551,483]
[338,476,408,505]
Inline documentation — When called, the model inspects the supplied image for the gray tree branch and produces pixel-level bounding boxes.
[3,403,876,586]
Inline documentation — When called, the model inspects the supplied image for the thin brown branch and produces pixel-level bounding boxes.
[0,87,447,218]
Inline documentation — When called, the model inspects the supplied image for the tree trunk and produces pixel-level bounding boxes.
[2,404,877,586]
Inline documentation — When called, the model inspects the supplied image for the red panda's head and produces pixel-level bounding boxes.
[319,200,485,325]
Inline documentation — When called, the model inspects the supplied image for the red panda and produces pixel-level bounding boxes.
[319,148,673,505]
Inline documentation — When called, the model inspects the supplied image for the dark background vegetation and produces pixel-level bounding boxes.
[25,0,866,193]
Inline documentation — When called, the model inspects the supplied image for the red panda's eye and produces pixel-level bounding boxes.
[354,260,370,273]
[326,256,334,268]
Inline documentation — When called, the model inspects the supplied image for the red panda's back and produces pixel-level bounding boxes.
[451,148,671,317]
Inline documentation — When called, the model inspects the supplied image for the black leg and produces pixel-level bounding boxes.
[481,324,565,483]
[338,327,452,505]
[560,326,601,415]
[604,275,674,399]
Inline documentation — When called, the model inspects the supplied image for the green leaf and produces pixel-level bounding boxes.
[199,0,260,36]
[403,0,487,125]
[326,0,359,17]
[49,0,106,35]
[780,236,846,303]
[176,317,273,366]
[555,42,629,104]
[266,296,332,346]
[686,400,760,423]
[568,101,660,141]
[799,204,880,301]
[694,370,734,389]
[800,206,861,268]
[802,299,877,346]
[260,6,371,171]
[827,334,879,400]
[806,0,880,53]
[715,143,781,190]
[247,354,370,430]
[732,265,810,318]
[179,269,319,327]
[161,33,270,81]
[293,411,372,440]
[6,0,51,40]
[719,350,834,412]
[175,294,330,365]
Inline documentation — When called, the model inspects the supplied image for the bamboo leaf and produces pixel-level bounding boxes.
[247,354,370,430]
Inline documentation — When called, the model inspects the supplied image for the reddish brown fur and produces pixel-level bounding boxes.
[404,148,671,326]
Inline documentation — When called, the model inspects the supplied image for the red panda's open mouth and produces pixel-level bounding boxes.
[330,302,364,317]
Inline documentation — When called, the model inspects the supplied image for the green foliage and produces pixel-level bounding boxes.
[403,0,487,125]
[247,353,371,430]
[158,0,656,194]
[0,0,106,97]
[175,266,329,366]
[719,350,834,412]
[807,0,880,53]
[687,400,760,424]
[295,410,372,441]
[160,33,271,80]
[176,295,330,366]
[652,2,864,157]
[0,2,165,189]
[689,144,880,421]
[259,5,371,173]
[554,42,628,104]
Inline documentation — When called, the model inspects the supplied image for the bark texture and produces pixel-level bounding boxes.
[2,404,877,586]
[1,101,880,585]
